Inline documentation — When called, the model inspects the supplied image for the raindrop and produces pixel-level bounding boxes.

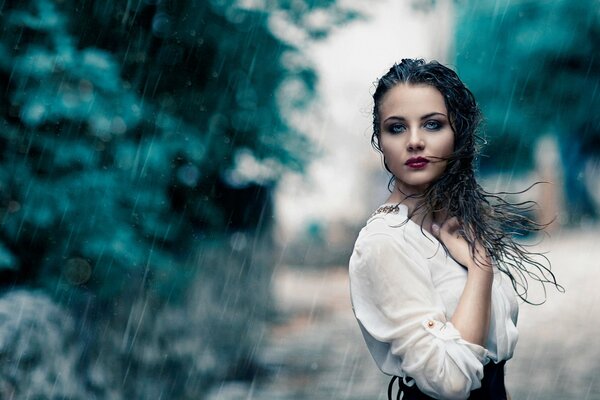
[110,116,128,134]
[63,257,92,285]
[152,12,173,38]
[61,91,79,109]
[176,164,200,187]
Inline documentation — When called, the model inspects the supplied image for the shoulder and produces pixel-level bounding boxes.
[348,216,439,311]
[358,206,411,241]
[353,210,434,257]
[350,215,431,275]
[351,215,406,259]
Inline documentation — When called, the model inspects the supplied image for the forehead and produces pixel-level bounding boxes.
[379,84,447,118]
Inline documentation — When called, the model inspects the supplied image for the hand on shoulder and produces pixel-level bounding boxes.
[431,217,492,273]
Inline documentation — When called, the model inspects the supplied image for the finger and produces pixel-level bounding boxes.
[431,223,441,238]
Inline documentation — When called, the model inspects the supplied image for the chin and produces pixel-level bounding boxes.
[399,175,443,192]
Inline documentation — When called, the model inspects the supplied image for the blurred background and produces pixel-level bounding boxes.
[0,0,598,399]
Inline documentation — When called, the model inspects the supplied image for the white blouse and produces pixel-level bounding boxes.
[348,204,519,400]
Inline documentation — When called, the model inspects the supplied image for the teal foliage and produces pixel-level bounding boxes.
[455,0,600,173]
[0,0,355,301]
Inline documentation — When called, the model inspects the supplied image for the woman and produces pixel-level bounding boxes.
[348,59,561,400]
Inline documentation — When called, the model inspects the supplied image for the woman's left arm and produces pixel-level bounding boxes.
[432,218,493,346]
[350,232,489,400]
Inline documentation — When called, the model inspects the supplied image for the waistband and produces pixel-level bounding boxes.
[388,360,507,400]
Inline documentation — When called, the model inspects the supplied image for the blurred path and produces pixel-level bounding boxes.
[256,267,389,399]
[209,228,600,400]
[507,228,600,400]
[207,266,388,400]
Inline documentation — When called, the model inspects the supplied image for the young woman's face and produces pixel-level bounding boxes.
[378,84,454,195]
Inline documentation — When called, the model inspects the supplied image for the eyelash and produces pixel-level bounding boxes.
[387,120,443,134]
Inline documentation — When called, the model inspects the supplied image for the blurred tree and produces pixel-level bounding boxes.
[454,0,600,223]
[0,0,357,298]
[0,1,360,395]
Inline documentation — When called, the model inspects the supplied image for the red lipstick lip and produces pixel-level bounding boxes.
[405,157,429,166]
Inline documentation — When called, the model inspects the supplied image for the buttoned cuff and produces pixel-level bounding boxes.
[421,318,489,364]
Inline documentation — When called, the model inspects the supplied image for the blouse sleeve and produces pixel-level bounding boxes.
[349,232,489,400]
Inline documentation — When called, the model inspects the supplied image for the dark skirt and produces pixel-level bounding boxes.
[388,360,507,400]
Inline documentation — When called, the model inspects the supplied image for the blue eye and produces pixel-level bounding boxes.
[424,120,442,130]
[389,124,405,134]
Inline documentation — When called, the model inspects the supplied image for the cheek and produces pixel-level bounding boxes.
[440,133,455,156]
[381,144,401,165]
[379,139,392,157]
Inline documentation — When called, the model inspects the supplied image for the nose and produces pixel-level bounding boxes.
[407,129,424,152]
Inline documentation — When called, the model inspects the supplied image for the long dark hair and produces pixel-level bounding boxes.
[372,58,563,303]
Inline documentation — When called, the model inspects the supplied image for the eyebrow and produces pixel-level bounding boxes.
[383,112,447,123]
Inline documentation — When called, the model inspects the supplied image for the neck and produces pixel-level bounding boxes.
[385,183,425,215]
[385,183,443,232]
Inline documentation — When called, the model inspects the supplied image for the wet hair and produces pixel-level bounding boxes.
[371,58,563,304]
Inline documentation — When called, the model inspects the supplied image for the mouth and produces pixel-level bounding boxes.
[405,157,429,169]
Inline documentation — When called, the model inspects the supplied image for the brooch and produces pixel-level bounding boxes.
[370,204,400,218]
